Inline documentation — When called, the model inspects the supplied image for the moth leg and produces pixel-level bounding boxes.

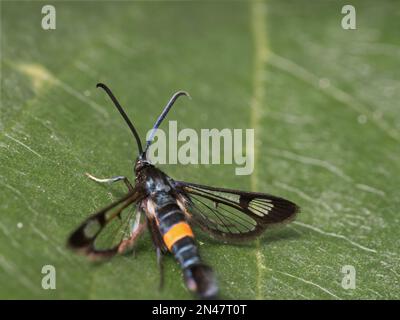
[147,217,167,290]
[157,247,165,290]
[85,172,134,191]
[117,220,147,255]
[130,209,142,258]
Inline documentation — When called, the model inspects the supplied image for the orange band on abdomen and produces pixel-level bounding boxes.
[163,222,194,251]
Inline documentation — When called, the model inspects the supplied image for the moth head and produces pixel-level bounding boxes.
[134,156,152,173]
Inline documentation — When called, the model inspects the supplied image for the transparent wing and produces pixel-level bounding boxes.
[67,188,144,260]
[174,181,300,241]
[94,201,137,250]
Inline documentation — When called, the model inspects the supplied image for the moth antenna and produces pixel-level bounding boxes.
[144,91,190,153]
[96,83,144,155]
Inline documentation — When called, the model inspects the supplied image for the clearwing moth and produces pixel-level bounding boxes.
[67,83,300,299]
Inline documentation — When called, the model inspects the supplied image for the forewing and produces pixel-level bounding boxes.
[67,188,144,260]
[174,181,300,241]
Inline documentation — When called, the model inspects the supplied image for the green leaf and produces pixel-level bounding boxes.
[1,0,399,299]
